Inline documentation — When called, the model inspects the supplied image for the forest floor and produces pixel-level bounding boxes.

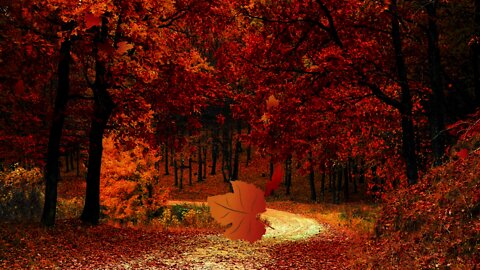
[0,203,359,269]
[1,156,375,269]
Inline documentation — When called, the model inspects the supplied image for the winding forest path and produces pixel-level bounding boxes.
[143,200,327,269]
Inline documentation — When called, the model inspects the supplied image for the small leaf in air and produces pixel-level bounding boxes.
[207,181,267,243]
[265,164,284,196]
[117,42,134,55]
[266,94,279,109]
[457,148,468,160]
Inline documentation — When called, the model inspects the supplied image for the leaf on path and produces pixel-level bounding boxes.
[207,181,267,243]
[265,164,284,197]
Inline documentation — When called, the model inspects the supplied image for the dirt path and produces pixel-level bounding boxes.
[149,200,325,269]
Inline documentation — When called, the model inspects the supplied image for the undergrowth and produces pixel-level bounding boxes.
[356,123,480,269]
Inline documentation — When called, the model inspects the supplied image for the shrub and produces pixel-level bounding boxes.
[358,131,480,268]
[0,167,44,221]
[100,136,169,225]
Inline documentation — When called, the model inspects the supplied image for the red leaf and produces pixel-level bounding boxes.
[14,80,24,94]
[457,148,468,160]
[85,13,101,29]
[265,164,284,196]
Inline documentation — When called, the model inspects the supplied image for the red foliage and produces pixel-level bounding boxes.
[265,164,284,197]
[362,151,480,268]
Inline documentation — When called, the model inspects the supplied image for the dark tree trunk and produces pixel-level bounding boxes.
[269,158,274,179]
[474,0,480,106]
[359,160,365,184]
[221,125,231,182]
[179,155,183,190]
[202,146,207,180]
[76,145,80,177]
[188,156,192,185]
[320,171,326,201]
[231,121,241,180]
[331,167,336,204]
[164,143,170,175]
[81,18,115,225]
[41,39,71,227]
[228,124,233,180]
[245,125,251,166]
[211,135,218,175]
[174,157,178,187]
[81,87,113,225]
[308,153,316,202]
[335,166,342,204]
[390,0,419,185]
[425,0,447,166]
[352,161,358,193]
[343,164,349,201]
[70,151,75,172]
[197,144,203,182]
[65,154,69,173]
[285,156,292,196]
[329,169,334,193]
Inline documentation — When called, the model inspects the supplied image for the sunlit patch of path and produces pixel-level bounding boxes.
[147,200,325,269]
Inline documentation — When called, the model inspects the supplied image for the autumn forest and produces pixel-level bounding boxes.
[1,0,479,269]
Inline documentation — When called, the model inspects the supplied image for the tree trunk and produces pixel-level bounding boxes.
[202,146,207,180]
[285,156,292,196]
[81,87,113,225]
[474,0,480,106]
[343,164,349,201]
[320,171,325,202]
[232,121,241,180]
[188,156,192,185]
[197,144,203,182]
[221,125,231,182]
[390,0,419,185]
[179,155,183,190]
[81,18,115,225]
[331,167,336,204]
[308,153,316,202]
[41,39,71,227]
[70,151,75,172]
[211,135,218,175]
[164,143,170,175]
[352,161,358,193]
[64,154,69,173]
[269,158,274,179]
[335,166,342,204]
[246,125,251,166]
[425,0,447,166]
[174,157,178,186]
[76,145,80,177]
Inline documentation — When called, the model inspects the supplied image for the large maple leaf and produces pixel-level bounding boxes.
[207,181,267,243]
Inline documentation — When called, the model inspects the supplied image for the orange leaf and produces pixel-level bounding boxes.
[266,94,279,109]
[85,13,101,29]
[265,164,284,196]
[116,41,133,55]
[207,181,267,243]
